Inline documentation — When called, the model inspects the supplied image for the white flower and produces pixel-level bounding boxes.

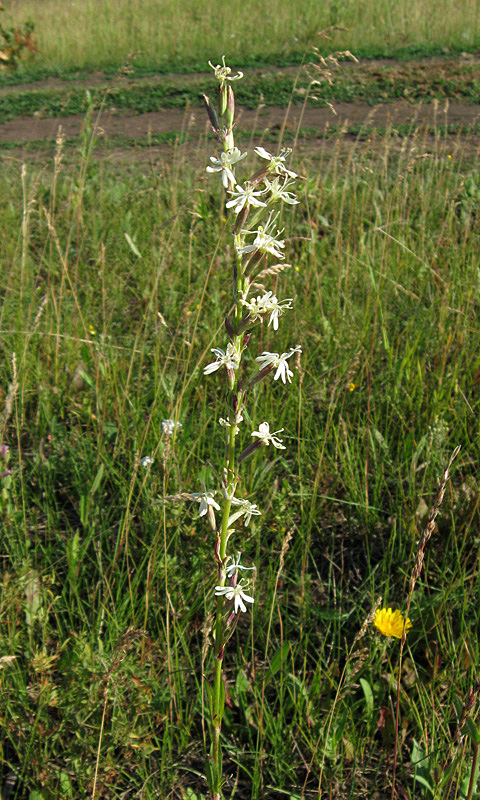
[264,176,299,205]
[204,343,240,375]
[219,412,243,435]
[140,456,154,467]
[241,291,293,331]
[206,147,247,188]
[237,229,285,260]
[225,553,256,578]
[229,497,262,526]
[208,56,243,84]
[162,419,182,436]
[251,421,286,449]
[226,183,267,214]
[215,579,254,614]
[237,212,286,260]
[254,146,298,179]
[255,346,302,384]
[190,489,221,517]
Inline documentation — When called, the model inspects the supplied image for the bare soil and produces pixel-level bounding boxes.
[1,58,480,161]
[1,99,479,144]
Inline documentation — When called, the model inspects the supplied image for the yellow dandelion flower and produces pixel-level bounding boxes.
[374,607,412,639]
[348,381,359,392]
[89,324,97,336]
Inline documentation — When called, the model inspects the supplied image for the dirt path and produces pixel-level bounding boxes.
[1,57,480,162]
[2,100,480,145]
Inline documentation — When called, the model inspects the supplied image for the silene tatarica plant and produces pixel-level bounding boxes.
[198,57,302,799]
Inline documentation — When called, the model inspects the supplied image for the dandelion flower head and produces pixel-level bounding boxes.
[374,607,412,639]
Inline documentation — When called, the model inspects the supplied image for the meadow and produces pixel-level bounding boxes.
[2,0,480,74]
[1,2,480,799]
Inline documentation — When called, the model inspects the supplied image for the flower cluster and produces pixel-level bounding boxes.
[162,418,182,436]
[241,291,293,331]
[199,55,304,800]
[199,59,303,627]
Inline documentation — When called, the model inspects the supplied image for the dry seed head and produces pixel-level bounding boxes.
[454,679,480,743]
[1,353,18,432]
[408,445,461,597]
[354,595,383,644]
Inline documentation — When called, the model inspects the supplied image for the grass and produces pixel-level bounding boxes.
[1,90,480,799]
[2,0,480,77]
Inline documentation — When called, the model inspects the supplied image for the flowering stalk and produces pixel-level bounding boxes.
[200,57,302,799]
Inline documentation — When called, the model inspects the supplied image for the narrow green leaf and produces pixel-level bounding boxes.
[264,642,290,684]
[90,462,104,495]
[359,677,374,716]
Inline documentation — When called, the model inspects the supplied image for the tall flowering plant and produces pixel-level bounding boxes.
[199,57,302,799]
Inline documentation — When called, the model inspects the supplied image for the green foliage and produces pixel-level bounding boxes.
[456,168,480,228]
[0,100,479,799]
[0,3,36,70]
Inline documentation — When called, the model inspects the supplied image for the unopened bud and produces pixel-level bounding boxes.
[225,315,235,340]
[238,439,262,464]
[234,314,253,336]
[227,367,236,390]
[219,83,228,117]
[245,364,273,390]
[203,94,220,133]
[248,165,270,186]
[207,505,217,531]
[234,203,250,234]
[224,85,235,130]
[243,249,265,277]
[223,128,234,151]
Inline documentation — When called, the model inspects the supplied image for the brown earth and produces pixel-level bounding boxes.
[1,99,480,145]
[1,58,480,161]
[1,100,479,167]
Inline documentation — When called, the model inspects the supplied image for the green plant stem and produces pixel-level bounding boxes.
[466,741,479,800]
[211,353,241,795]
[209,87,246,797]
[210,220,245,791]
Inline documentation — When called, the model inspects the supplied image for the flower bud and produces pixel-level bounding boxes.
[244,364,273,390]
[203,94,220,133]
[238,439,262,464]
[248,165,270,186]
[226,368,236,390]
[234,314,253,336]
[223,128,234,151]
[233,203,250,235]
[224,85,235,130]
[243,249,265,277]
[219,83,228,117]
[207,505,217,531]
[225,315,235,341]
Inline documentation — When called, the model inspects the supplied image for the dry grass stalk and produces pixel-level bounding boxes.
[391,444,461,800]
[0,352,18,434]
